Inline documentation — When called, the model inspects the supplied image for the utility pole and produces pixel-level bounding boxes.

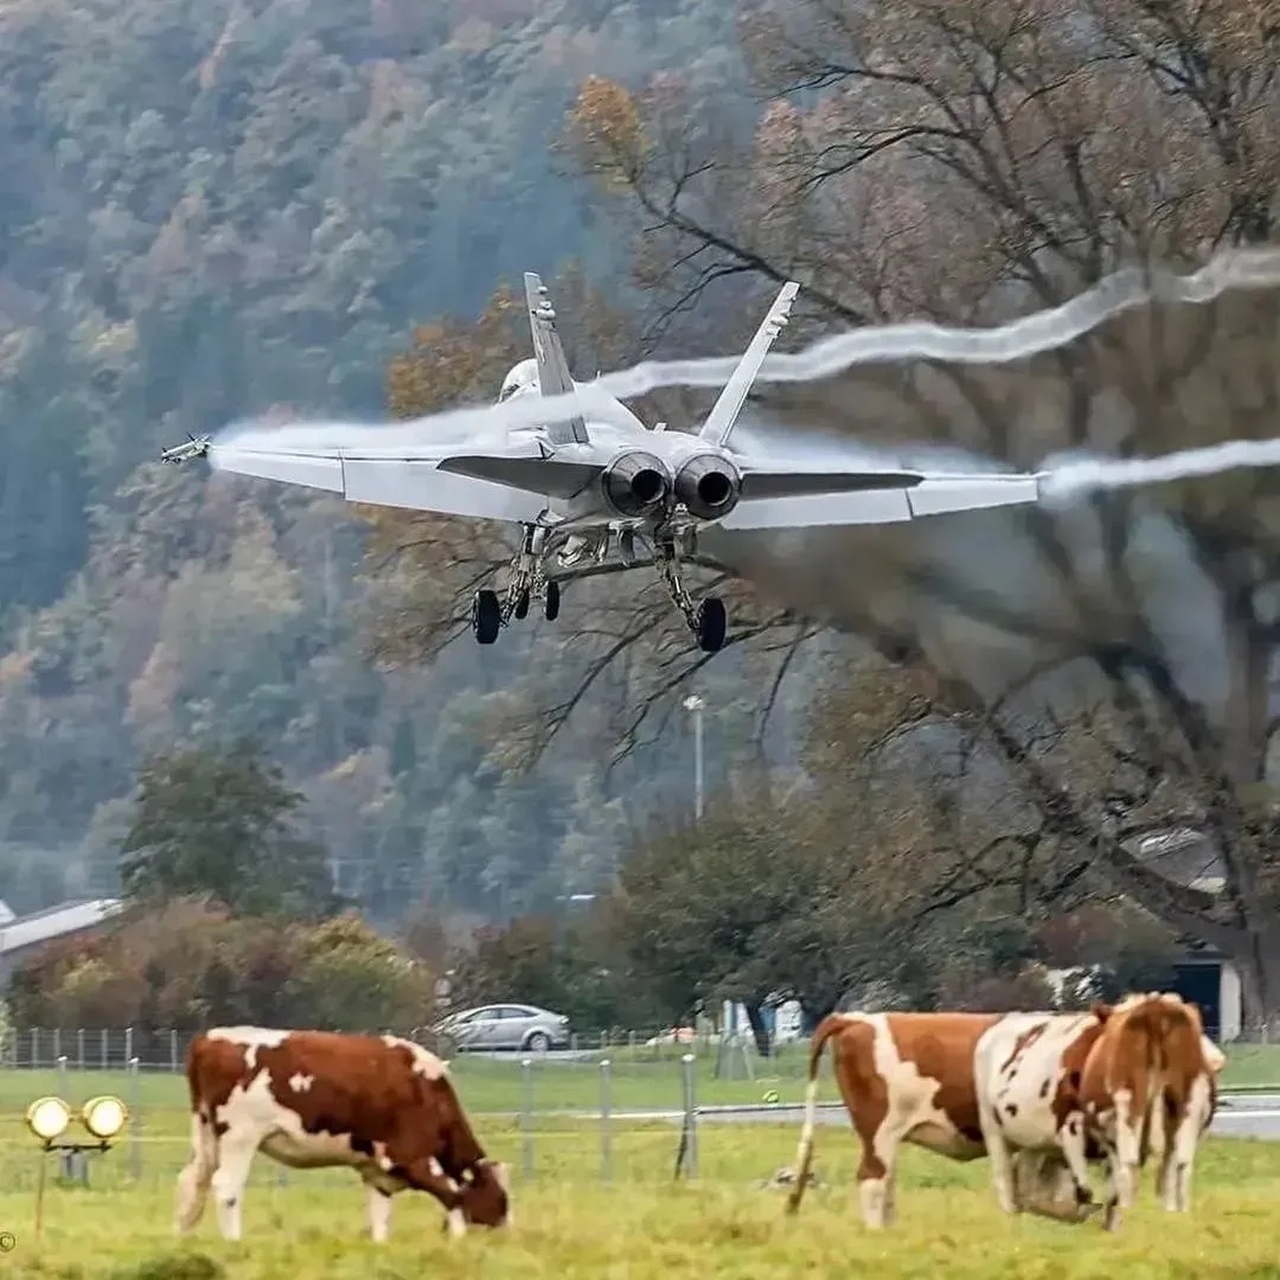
[683,695,705,821]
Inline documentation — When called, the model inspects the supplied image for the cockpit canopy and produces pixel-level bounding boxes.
[497,358,540,403]
[494,356,648,435]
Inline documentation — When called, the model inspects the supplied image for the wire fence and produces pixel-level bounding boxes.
[0,1023,1274,1196]
[7,1020,1280,1075]
[0,1025,793,1072]
[0,1028,821,1194]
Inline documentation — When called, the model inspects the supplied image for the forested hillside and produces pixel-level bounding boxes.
[7,0,1280,1033]
[0,0,801,922]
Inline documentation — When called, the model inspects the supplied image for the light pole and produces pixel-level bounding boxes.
[683,695,704,821]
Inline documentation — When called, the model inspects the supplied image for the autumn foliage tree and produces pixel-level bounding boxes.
[558,1,1280,1021]
[6,899,436,1036]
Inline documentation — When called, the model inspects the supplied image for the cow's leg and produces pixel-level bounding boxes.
[882,1165,898,1227]
[1110,1089,1142,1210]
[210,1130,262,1242]
[978,1107,1018,1214]
[1165,1076,1213,1212]
[853,1122,897,1229]
[1098,1148,1123,1232]
[1055,1113,1097,1212]
[175,1112,218,1234]
[365,1183,394,1244]
[1164,1109,1203,1212]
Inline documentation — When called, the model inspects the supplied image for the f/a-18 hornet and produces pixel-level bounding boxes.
[162,274,1044,653]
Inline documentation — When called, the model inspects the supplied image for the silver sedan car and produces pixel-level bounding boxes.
[435,1003,571,1053]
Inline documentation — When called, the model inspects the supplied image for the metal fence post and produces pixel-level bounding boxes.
[100,1028,108,1070]
[124,1026,133,1067]
[56,1055,68,1097]
[674,1053,698,1179]
[127,1058,141,1182]
[600,1058,612,1184]
[170,1030,179,1073]
[519,1058,534,1181]
[77,1028,85,1071]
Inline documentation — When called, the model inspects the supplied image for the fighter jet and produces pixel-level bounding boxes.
[162,273,1045,653]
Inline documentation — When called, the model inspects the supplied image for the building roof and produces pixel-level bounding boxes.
[0,898,123,955]
[1133,829,1224,892]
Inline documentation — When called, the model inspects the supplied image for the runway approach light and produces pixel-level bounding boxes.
[25,1096,71,1144]
[23,1092,129,1146]
[82,1095,128,1141]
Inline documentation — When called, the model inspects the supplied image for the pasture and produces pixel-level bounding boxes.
[0,1045,1276,1277]
[0,1126,1277,1278]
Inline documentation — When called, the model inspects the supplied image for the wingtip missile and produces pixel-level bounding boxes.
[160,434,211,464]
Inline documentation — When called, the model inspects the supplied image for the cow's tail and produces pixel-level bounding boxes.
[785,1015,844,1216]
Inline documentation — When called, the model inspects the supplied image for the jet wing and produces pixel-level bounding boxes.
[719,469,1043,530]
[202,434,551,522]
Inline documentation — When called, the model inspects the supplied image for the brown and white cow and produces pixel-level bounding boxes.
[973,1006,1111,1218]
[1145,1026,1225,1214]
[175,1026,511,1242]
[975,993,1221,1229]
[785,1011,1005,1226]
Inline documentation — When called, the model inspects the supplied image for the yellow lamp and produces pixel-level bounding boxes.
[81,1095,128,1141]
[25,1096,71,1143]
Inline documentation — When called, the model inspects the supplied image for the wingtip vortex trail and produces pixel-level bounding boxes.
[208,246,1280,501]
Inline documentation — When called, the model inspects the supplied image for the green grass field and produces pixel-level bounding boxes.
[0,1126,1276,1279]
[0,1039,1273,1274]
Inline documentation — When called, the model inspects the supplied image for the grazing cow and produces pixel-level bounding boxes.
[976,993,1217,1229]
[786,1011,1010,1226]
[1145,1028,1225,1214]
[973,1006,1111,1219]
[175,1026,511,1242]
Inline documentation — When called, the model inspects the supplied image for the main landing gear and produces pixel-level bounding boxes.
[471,526,560,645]
[470,525,728,654]
[656,536,726,653]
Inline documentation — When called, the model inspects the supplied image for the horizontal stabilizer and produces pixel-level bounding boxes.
[436,454,601,499]
[738,469,925,500]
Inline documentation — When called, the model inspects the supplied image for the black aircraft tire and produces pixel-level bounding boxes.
[514,589,530,620]
[696,597,727,652]
[473,589,501,644]
[544,580,561,622]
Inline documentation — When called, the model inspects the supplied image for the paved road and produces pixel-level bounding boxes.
[1208,1092,1280,1140]
[508,1093,1280,1140]
[702,1094,1280,1140]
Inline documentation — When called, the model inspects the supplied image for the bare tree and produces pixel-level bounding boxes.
[558,0,1280,1021]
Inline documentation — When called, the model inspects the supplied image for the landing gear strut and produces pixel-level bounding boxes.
[471,525,726,653]
[657,537,727,653]
[471,525,561,644]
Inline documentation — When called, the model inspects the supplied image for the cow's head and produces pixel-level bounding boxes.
[456,1158,510,1228]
